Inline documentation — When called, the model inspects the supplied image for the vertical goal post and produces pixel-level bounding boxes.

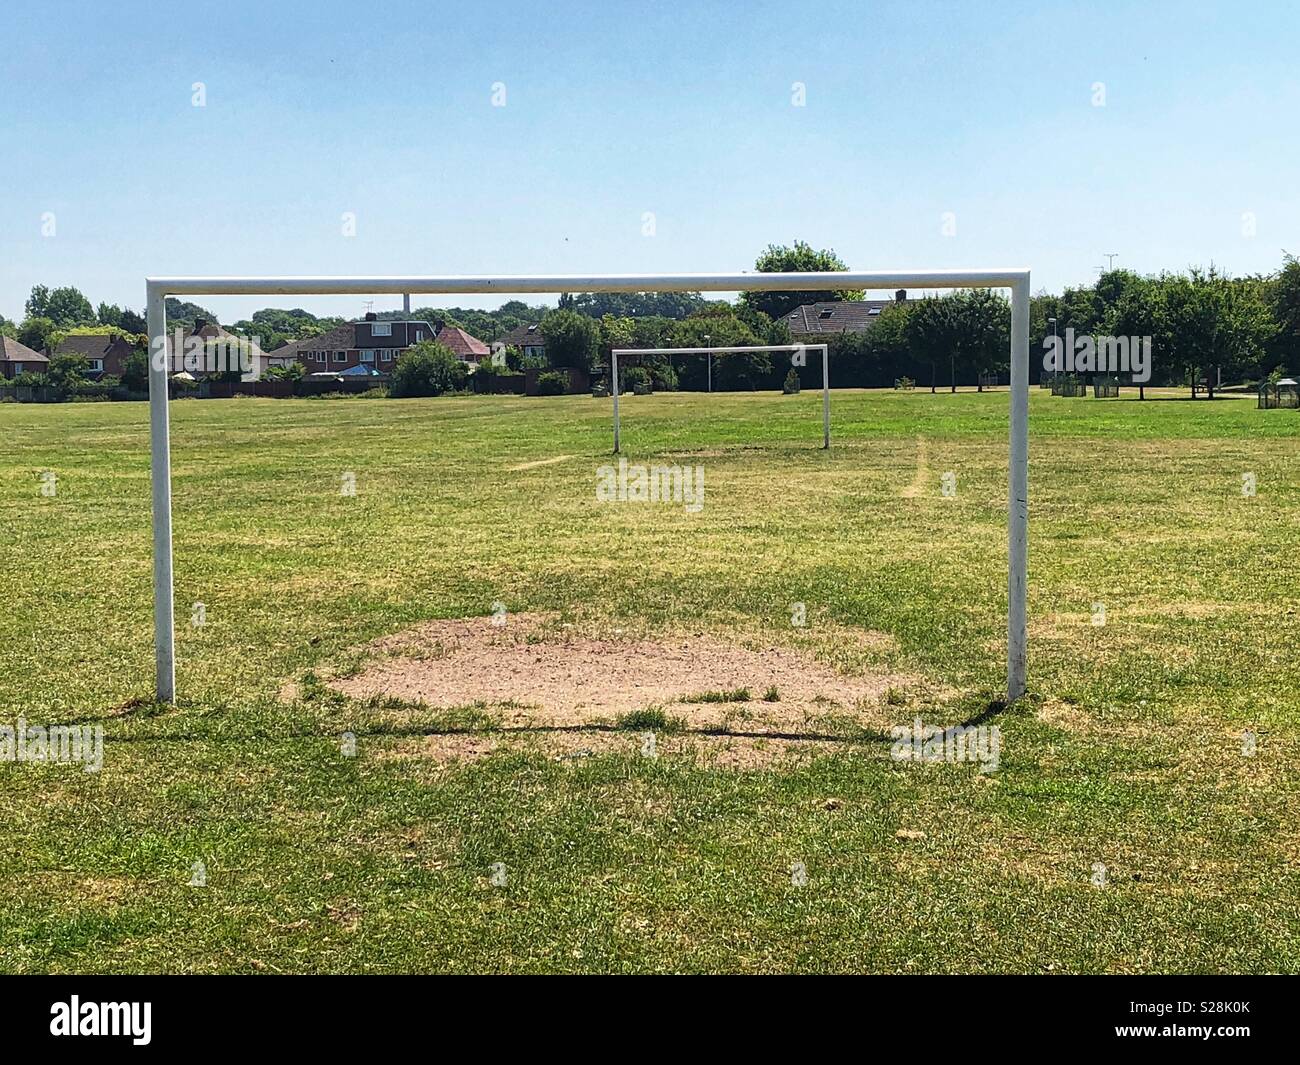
[145,269,1030,704]
[610,343,829,453]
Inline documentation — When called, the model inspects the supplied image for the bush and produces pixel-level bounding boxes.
[122,350,150,392]
[536,370,567,396]
[264,362,304,382]
[783,368,801,394]
[621,366,651,394]
[390,341,468,397]
[651,364,679,391]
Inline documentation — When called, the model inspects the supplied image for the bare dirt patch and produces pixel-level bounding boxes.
[900,436,930,498]
[1037,697,1095,733]
[376,727,841,770]
[330,613,912,735]
[508,455,576,471]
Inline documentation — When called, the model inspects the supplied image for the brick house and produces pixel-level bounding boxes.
[0,336,49,379]
[53,333,137,377]
[280,314,490,374]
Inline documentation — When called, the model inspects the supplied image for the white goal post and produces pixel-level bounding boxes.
[611,344,829,452]
[145,270,1030,704]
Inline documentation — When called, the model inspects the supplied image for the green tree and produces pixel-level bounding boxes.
[904,290,1009,391]
[740,241,863,321]
[540,309,599,371]
[163,298,219,331]
[18,316,57,353]
[390,341,468,397]
[122,349,150,392]
[668,308,768,390]
[1268,253,1300,374]
[45,352,90,396]
[26,285,95,327]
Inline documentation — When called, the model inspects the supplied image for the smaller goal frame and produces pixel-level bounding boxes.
[611,344,829,453]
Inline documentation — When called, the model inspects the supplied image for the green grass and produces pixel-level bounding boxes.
[683,688,752,704]
[2,387,1298,973]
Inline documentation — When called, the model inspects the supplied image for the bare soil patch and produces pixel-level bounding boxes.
[508,455,576,471]
[330,613,912,735]
[376,727,840,770]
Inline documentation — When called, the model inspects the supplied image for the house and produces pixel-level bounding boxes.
[53,333,137,378]
[492,322,546,362]
[0,336,49,379]
[165,319,266,379]
[435,324,491,365]
[281,313,490,374]
[782,291,910,337]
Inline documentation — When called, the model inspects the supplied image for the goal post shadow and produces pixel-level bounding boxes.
[610,344,829,453]
[144,270,1030,705]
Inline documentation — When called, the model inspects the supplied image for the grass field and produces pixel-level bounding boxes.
[2,387,1298,973]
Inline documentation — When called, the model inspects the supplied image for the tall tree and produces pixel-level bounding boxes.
[1269,253,1300,374]
[17,317,57,352]
[740,241,863,321]
[26,285,95,328]
[540,309,599,370]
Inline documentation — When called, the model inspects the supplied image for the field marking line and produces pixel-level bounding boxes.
[901,436,929,498]
[508,454,577,471]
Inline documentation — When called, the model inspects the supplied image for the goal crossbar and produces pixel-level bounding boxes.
[610,344,829,452]
[143,269,1030,704]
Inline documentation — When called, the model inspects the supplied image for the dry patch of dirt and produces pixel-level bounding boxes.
[330,613,914,735]
[900,436,929,498]
[508,455,576,472]
[1037,697,1095,733]
[376,727,839,770]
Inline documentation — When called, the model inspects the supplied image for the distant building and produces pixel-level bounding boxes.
[492,322,546,362]
[53,333,137,377]
[782,291,910,337]
[0,336,49,379]
[164,319,265,379]
[276,313,490,375]
[434,324,491,365]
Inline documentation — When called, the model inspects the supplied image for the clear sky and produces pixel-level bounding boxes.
[2,0,1296,323]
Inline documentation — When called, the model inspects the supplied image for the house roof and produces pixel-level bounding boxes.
[164,320,264,358]
[436,325,490,358]
[54,334,125,359]
[0,336,49,364]
[278,322,355,356]
[783,300,904,335]
[498,322,545,347]
[274,319,447,357]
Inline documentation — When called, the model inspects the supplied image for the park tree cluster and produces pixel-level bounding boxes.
[6,246,1300,396]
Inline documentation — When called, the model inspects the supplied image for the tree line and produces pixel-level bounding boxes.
[5,244,1298,393]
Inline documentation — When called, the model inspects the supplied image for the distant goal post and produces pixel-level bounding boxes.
[610,344,829,452]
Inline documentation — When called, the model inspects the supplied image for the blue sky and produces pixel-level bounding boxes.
[2,0,1296,322]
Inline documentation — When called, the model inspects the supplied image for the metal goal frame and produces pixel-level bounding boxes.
[144,270,1030,703]
[610,343,829,452]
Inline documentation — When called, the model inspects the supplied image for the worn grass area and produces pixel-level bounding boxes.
[1,388,1298,973]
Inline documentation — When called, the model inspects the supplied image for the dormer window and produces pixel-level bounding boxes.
[372,322,392,336]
